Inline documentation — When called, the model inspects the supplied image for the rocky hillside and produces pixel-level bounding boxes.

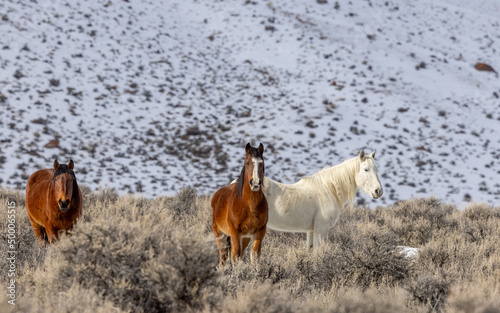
[0,0,499,206]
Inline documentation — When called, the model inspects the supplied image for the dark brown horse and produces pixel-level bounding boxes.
[25,159,82,245]
[211,143,268,265]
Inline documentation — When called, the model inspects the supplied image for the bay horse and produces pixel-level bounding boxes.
[211,143,268,265]
[25,159,82,245]
[257,150,383,249]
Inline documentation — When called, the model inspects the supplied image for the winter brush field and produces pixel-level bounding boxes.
[1,188,500,312]
[1,1,499,310]
[0,0,499,206]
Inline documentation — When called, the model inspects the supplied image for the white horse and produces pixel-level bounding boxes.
[261,150,383,249]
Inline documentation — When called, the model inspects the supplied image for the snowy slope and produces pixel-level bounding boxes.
[0,0,499,207]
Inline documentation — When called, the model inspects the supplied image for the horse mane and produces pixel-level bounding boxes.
[236,146,264,199]
[52,164,76,185]
[303,155,366,206]
[72,178,81,206]
[236,165,246,199]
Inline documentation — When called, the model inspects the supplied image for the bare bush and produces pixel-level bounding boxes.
[217,283,296,313]
[445,280,500,313]
[1,189,499,313]
[327,222,413,289]
[0,188,48,280]
[375,197,458,247]
[406,272,454,313]
[24,212,219,312]
[303,288,407,313]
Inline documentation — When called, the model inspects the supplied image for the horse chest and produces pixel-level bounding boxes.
[239,217,264,234]
[48,207,79,229]
[231,207,267,234]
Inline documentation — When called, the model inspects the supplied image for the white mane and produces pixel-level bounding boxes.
[301,156,363,206]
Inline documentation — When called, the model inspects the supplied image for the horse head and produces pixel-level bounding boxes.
[355,150,383,199]
[52,159,77,212]
[237,143,265,195]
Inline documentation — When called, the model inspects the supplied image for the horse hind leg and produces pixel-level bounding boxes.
[313,230,325,248]
[306,231,313,250]
[29,219,47,247]
[214,232,231,266]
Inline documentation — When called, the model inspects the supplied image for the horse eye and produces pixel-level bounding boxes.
[364,168,369,172]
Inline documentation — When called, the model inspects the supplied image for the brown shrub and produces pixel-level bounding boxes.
[216,283,296,313]
[0,188,48,281]
[406,271,454,313]
[375,197,457,247]
[0,292,32,313]
[327,220,413,289]
[463,203,497,221]
[2,188,499,313]
[461,204,500,244]
[445,280,500,313]
[304,288,408,313]
[24,206,219,312]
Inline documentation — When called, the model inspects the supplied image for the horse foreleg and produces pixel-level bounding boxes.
[250,226,266,261]
[313,230,325,248]
[306,231,314,250]
[45,225,58,245]
[241,238,251,259]
[230,232,242,264]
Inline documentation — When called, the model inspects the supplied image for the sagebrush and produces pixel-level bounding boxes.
[1,187,499,312]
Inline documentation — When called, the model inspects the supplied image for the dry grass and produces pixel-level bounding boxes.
[1,187,499,312]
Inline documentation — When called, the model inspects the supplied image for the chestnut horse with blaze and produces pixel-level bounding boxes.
[26,160,82,245]
[212,143,268,265]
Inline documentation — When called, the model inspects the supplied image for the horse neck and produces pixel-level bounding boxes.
[240,182,265,210]
[313,156,359,206]
[46,180,58,206]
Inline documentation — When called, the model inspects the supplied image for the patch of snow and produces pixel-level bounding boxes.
[0,0,498,207]
[396,245,420,259]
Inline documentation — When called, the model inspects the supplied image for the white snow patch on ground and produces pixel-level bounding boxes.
[0,0,499,207]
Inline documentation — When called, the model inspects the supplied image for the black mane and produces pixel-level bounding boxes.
[53,164,75,180]
[236,165,245,199]
[52,165,77,189]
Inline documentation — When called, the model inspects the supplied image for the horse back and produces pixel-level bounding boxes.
[262,177,322,231]
[26,169,54,216]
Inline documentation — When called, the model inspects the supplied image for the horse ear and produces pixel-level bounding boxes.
[245,142,251,154]
[258,143,264,156]
[369,150,376,159]
[68,160,74,170]
[359,149,366,161]
[54,159,60,170]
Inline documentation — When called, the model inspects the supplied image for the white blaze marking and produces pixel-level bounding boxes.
[252,157,263,186]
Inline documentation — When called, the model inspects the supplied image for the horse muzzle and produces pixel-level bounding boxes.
[249,179,262,191]
[59,199,70,212]
[371,188,383,199]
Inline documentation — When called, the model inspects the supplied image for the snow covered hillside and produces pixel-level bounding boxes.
[1,0,499,207]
